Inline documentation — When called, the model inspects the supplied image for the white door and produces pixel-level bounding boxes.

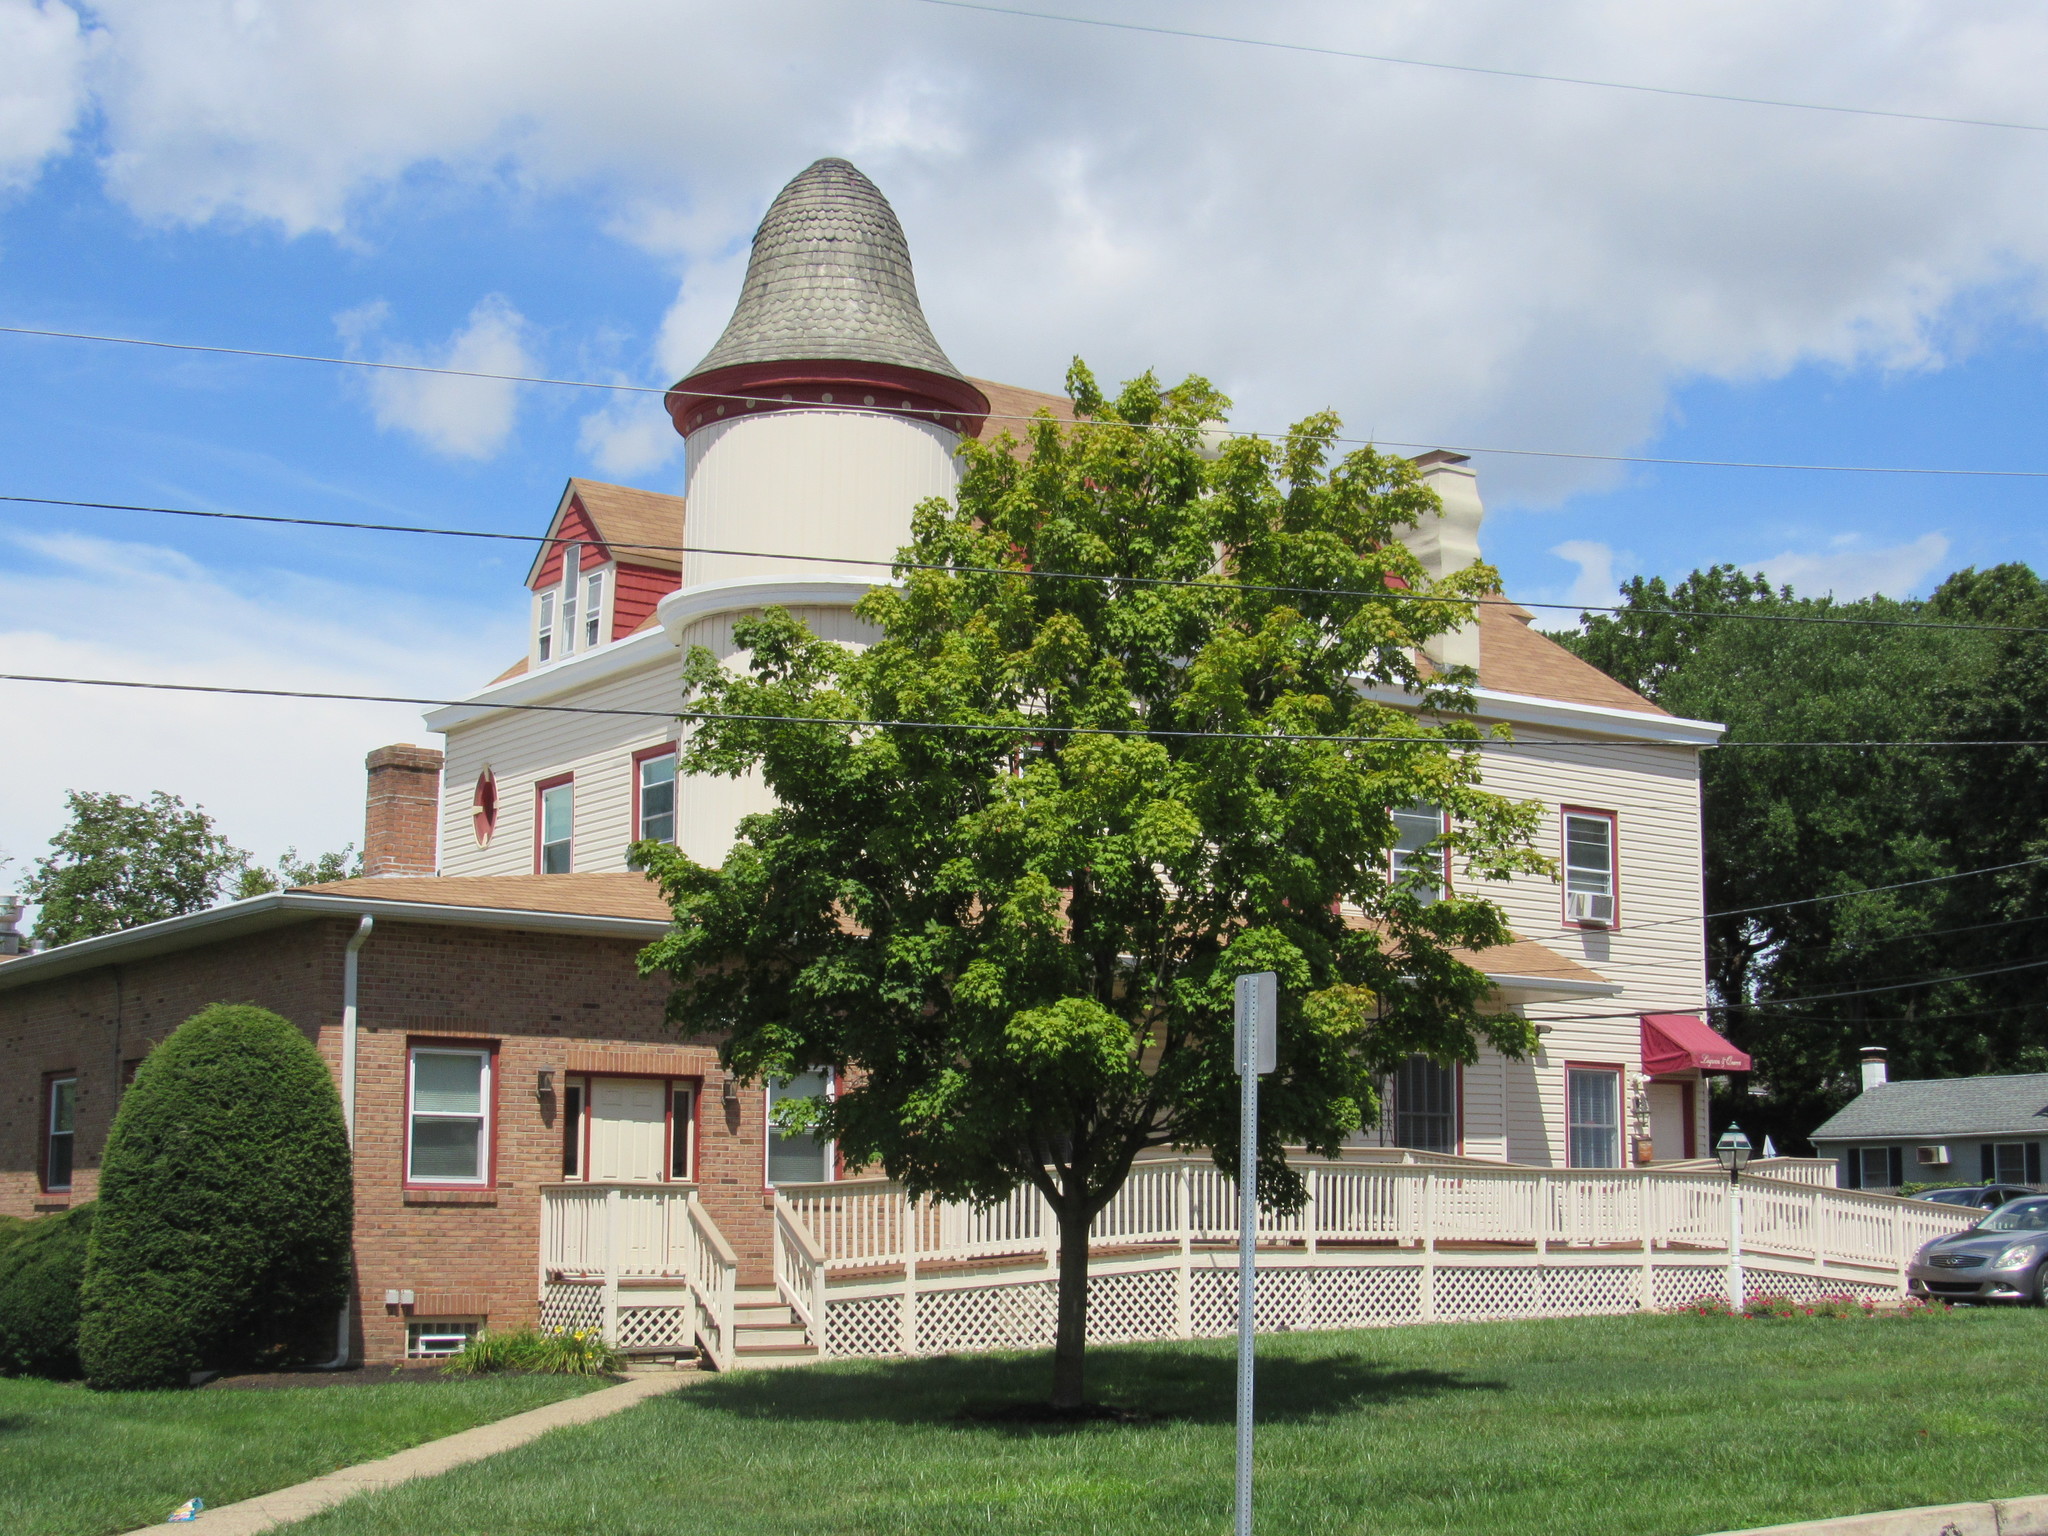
[587,1077,667,1183]
[1647,1082,1689,1162]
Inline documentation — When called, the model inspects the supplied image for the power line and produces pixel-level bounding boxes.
[904,1,2048,136]
[7,671,2048,751]
[1531,953,2048,1025]
[13,490,2048,639]
[1624,854,2048,932]
[9,323,2048,481]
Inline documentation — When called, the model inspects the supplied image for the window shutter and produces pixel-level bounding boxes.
[1981,1144,1996,1182]
[1888,1146,1903,1188]
[2028,1142,2042,1184]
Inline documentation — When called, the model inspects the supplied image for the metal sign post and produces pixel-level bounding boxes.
[1233,971,1277,1536]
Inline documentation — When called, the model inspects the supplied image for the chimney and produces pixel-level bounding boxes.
[0,893,22,957]
[1859,1046,1888,1092]
[364,744,444,878]
[1404,451,1484,675]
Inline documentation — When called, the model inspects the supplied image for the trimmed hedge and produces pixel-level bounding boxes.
[0,1203,95,1378]
[79,1003,353,1390]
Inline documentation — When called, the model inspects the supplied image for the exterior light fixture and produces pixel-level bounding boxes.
[536,1069,554,1095]
[722,1072,741,1105]
[1715,1123,1753,1310]
[1715,1123,1752,1183]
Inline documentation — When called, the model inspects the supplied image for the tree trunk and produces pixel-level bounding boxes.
[1049,1198,1092,1409]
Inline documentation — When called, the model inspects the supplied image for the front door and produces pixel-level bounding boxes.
[587,1077,667,1183]
[1647,1081,1694,1161]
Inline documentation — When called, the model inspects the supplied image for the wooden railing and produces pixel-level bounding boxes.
[776,1157,1974,1283]
[539,1183,736,1367]
[687,1195,738,1371]
[773,1193,829,1348]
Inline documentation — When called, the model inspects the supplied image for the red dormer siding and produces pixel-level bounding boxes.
[611,563,680,640]
[530,499,607,589]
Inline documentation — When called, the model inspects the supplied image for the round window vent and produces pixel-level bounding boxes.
[472,769,499,848]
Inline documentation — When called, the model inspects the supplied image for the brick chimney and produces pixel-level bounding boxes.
[364,744,444,878]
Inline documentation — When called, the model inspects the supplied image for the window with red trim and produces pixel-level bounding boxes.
[1390,804,1448,903]
[1566,1065,1623,1168]
[536,775,573,873]
[472,769,498,848]
[1562,807,1618,927]
[407,1045,494,1186]
[633,746,677,847]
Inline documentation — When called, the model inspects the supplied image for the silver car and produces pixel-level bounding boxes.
[1907,1194,2048,1304]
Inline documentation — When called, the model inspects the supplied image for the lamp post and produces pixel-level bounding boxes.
[1233,972,1277,1536]
[1715,1124,1753,1310]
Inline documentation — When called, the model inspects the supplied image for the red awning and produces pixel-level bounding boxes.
[1640,1013,1751,1076]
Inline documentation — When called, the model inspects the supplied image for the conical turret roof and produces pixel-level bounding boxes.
[682,159,966,382]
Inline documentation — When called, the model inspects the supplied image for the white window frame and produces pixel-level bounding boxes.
[44,1075,76,1192]
[536,590,556,664]
[1566,1065,1622,1169]
[1389,803,1447,903]
[1562,808,1618,927]
[1993,1142,2029,1184]
[407,1046,492,1187]
[764,1070,836,1187]
[538,779,574,874]
[583,567,605,650]
[407,1319,481,1358]
[1389,1055,1458,1153]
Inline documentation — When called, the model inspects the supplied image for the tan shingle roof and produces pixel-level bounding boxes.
[969,377,1076,445]
[302,872,671,922]
[564,479,687,572]
[1477,599,1664,716]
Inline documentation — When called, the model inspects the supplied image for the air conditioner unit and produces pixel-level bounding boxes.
[1916,1145,1951,1167]
[1567,891,1614,927]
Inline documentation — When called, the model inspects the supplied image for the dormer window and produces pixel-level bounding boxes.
[559,542,581,658]
[537,591,556,663]
[583,568,604,649]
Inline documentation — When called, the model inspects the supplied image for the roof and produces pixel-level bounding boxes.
[680,159,966,385]
[1641,1013,1751,1074]
[1339,911,1620,1001]
[969,377,1077,445]
[561,478,687,573]
[307,873,671,922]
[1476,600,1665,716]
[1810,1073,2048,1143]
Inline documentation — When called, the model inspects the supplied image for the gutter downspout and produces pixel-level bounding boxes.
[318,914,375,1370]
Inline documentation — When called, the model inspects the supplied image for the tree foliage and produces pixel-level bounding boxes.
[234,843,365,898]
[639,364,1551,1404]
[1554,563,2048,1150]
[27,791,248,945]
[79,1004,353,1390]
[0,1203,95,1380]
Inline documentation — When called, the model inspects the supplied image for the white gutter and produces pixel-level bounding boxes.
[1356,681,1725,747]
[420,622,678,732]
[320,911,373,1372]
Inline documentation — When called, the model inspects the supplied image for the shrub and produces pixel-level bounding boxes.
[79,1003,353,1390]
[0,1204,95,1379]
[441,1326,624,1376]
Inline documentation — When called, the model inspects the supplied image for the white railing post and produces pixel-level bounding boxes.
[1419,1171,1437,1322]
[1638,1172,1656,1310]
[1810,1187,1825,1268]
[900,1191,919,1356]
[1303,1165,1320,1257]
[1176,1160,1194,1339]
[602,1186,622,1345]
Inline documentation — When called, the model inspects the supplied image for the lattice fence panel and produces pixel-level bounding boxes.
[1305,1265,1424,1330]
[916,1279,1057,1354]
[1653,1266,1727,1310]
[615,1305,694,1351]
[539,1282,604,1335]
[1086,1270,1179,1344]
[1186,1266,1318,1337]
[1746,1269,1898,1303]
[825,1294,902,1358]
[1434,1266,1539,1321]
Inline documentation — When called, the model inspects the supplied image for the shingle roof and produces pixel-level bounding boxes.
[566,479,687,572]
[681,158,966,384]
[1810,1073,2048,1142]
[304,872,671,922]
[1476,600,1666,716]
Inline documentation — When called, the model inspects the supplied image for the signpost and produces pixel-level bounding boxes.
[1233,971,1277,1536]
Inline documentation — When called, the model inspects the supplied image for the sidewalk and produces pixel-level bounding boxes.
[122,1370,696,1536]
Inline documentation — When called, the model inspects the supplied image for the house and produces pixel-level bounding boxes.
[1811,1048,2047,1191]
[2,155,1751,1366]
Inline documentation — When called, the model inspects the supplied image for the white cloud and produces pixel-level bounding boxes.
[338,294,534,460]
[577,388,682,480]
[1753,532,1952,599]
[23,1,2048,501]
[1547,539,1629,609]
[0,530,518,916]
[0,0,90,192]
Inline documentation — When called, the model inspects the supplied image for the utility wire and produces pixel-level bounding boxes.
[1623,855,2048,932]
[904,0,2048,136]
[6,672,2048,751]
[8,324,2048,481]
[1525,953,2048,1025]
[12,491,2048,639]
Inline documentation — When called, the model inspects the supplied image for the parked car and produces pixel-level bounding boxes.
[1910,1185,2035,1211]
[1907,1195,2048,1304]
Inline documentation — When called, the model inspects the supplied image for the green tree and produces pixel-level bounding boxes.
[79,1004,352,1390]
[0,1204,95,1379]
[27,791,248,945]
[639,365,1551,1407]
[235,843,365,898]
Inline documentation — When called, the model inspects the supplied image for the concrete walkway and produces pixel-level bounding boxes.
[121,1370,696,1535]
[1709,1495,2048,1536]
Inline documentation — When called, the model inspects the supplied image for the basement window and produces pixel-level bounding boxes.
[407,1320,481,1358]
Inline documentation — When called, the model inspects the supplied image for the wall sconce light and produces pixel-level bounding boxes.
[722,1072,740,1105]
[536,1069,554,1095]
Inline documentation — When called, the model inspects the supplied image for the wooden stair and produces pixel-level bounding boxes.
[729,1287,820,1369]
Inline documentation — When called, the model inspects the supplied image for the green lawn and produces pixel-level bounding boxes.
[288,1310,2046,1536]
[0,1371,608,1536]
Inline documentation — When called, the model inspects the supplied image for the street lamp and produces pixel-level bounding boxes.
[1715,1124,1753,1310]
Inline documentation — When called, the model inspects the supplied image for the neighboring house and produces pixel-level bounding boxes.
[1812,1048,2047,1191]
[2,155,1744,1366]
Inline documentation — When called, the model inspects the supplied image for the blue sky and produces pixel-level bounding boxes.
[3,0,2047,892]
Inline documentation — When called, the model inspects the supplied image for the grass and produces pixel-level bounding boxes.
[286,1309,2047,1536]
[0,1370,609,1536]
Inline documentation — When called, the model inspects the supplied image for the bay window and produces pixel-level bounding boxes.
[408,1047,492,1185]
[583,569,604,649]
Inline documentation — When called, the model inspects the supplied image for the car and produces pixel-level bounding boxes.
[1909,1185,2036,1211]
[1907,1195,2048,1304]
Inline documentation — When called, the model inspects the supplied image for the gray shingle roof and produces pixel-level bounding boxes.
[1810,1073,2048,1143]
[681,158,965,383]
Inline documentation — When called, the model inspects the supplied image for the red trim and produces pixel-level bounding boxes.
[39,1070,76,1194]
[1562,1061,1625,1170]
[530,500,609,590]
[1560,806,1620,929]
[1641,1013,1750,1075]
[403,1039,499,1190]
[630,743,678,845]
[472,769,498,849]
[667,360,992,440]
[534,773,573,874]
[1682,1080,1698,1160]
[610,563,679,641]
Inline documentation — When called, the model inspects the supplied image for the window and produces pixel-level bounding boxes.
[1851,1145,1903,1189]
[561,1080,583,1178]
[1566,1067,1621,1168]
[537,590,556,663]
[408,1047,491,1185]
[671,1087,696,1181]
[43,1076,76,1191]
[1562,809,1617,926]
[407,1320,480,1358]
[537,778,573,873]
[636,749,678,846]
[766,1071,833,1185]
[1390,1056,1457,1152]
[1390,804,1445,903]
[559,543,581,658]
[1991,1143,2038,1185]
[583,569,604,649]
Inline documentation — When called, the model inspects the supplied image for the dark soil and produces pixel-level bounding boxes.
[200,1365,626,1389]
[959,1400,1157,1426]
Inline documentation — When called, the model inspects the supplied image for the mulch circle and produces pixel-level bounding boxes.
[201,1366,626,1389]
[960,1400,1156,1426]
